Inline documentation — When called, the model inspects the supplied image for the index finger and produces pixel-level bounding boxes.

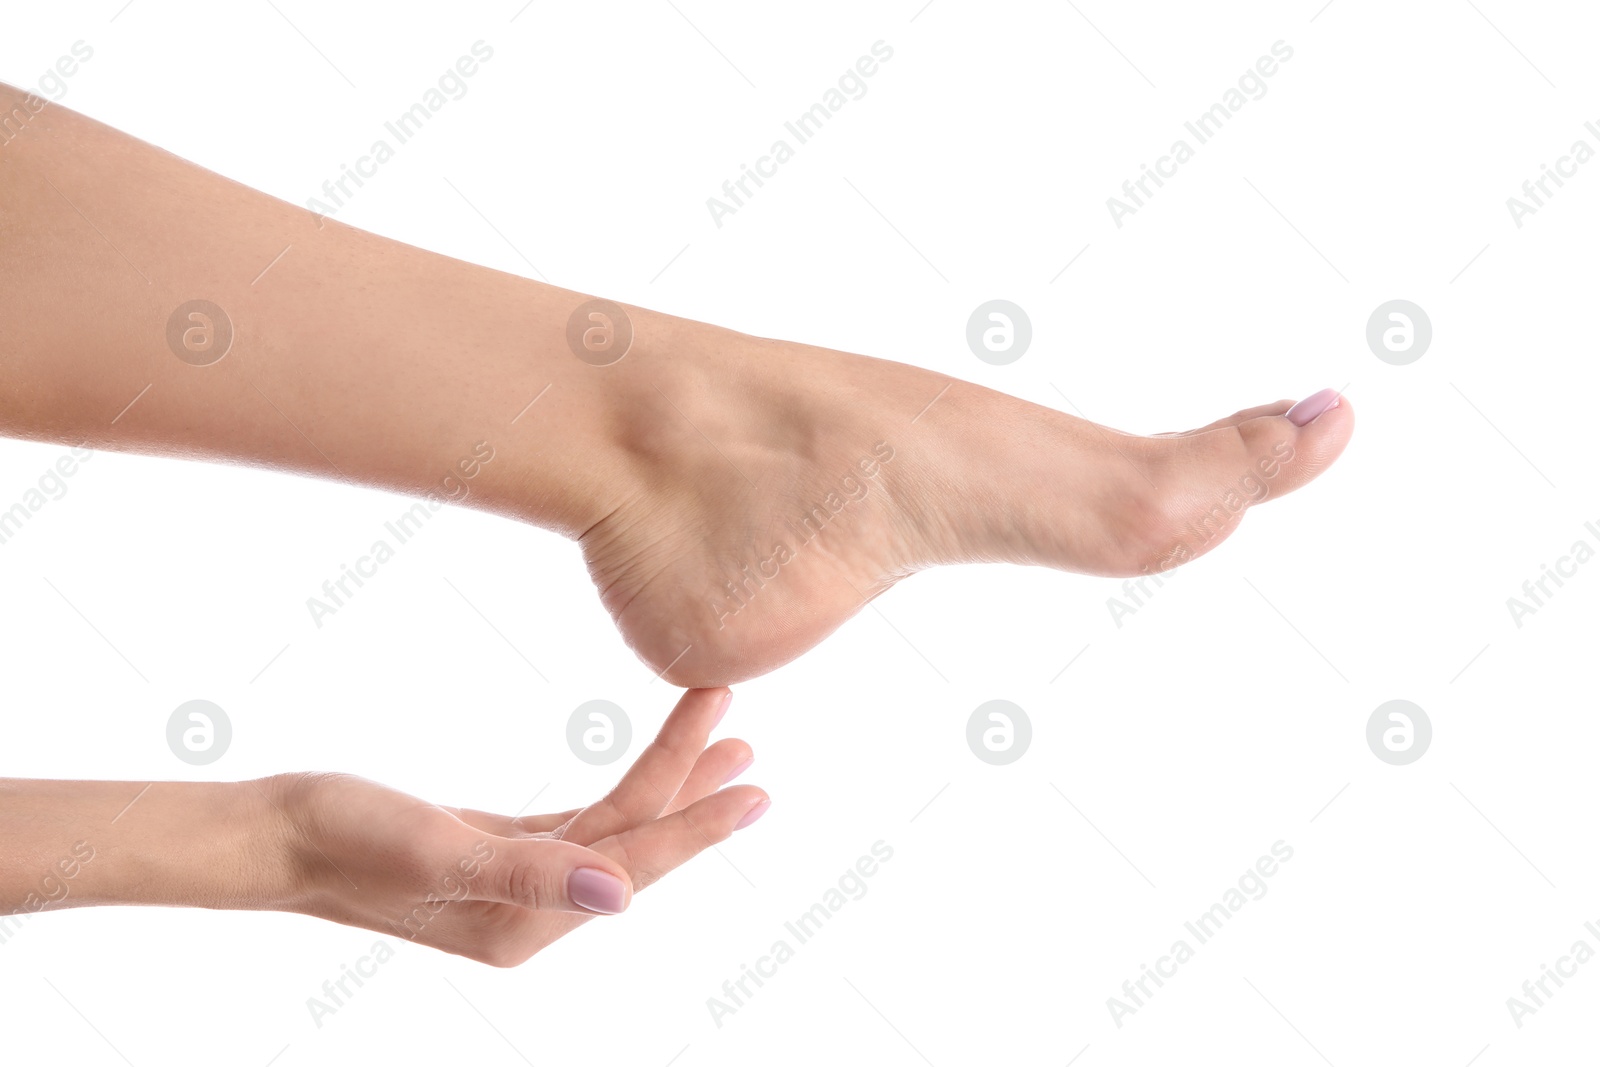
[561,687,731,845]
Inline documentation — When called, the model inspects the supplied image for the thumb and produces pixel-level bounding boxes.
[468,837,634,915]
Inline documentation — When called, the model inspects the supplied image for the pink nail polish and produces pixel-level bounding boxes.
[723,757,753,785]
[734,798,770,831]
[712,690,733,729]
[1286,388,1341,426]
[569,867,628,914]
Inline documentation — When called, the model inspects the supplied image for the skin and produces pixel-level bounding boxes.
[0,688,766,965]
[0,84,1354,688]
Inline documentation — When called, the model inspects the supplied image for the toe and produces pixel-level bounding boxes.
[1154,399,1297,436]
[1125,390,1353,574]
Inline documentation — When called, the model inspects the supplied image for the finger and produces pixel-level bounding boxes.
[508,808,583,836]
[664,738,753,814]
[464,785,773,962]
[445,806,584,838]
[563,687,731,845]
[464,836,635,915]
[593,785,770,894]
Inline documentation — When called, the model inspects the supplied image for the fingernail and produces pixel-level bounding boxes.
[734,798,771,831]
[1286,388,1341,426]
[569,867,628,914]
[723,757,753,785]
[712,689,733,729]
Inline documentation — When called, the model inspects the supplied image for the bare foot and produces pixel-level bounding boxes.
[0,86,1350,690]
[578,316,1353,686]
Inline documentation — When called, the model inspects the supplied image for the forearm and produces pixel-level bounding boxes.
[0,82,650,538]
[0,778,291,913]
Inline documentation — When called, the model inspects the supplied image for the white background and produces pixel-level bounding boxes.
[3,1,1598,1064]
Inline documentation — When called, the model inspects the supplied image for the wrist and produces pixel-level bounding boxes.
[103,779,299,911]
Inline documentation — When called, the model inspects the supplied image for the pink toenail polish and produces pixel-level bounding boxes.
[734,798,770,831]
[1286,388,1341,426]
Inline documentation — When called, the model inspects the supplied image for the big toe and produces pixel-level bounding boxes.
[1266,386,1354,491]
[1131,388,1354,573]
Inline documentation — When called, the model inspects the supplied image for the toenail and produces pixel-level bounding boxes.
[1286,388,1341,426]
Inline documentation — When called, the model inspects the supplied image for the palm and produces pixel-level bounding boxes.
[277,688,762,966]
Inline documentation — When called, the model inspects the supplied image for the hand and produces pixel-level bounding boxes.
[269,687,765,966]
